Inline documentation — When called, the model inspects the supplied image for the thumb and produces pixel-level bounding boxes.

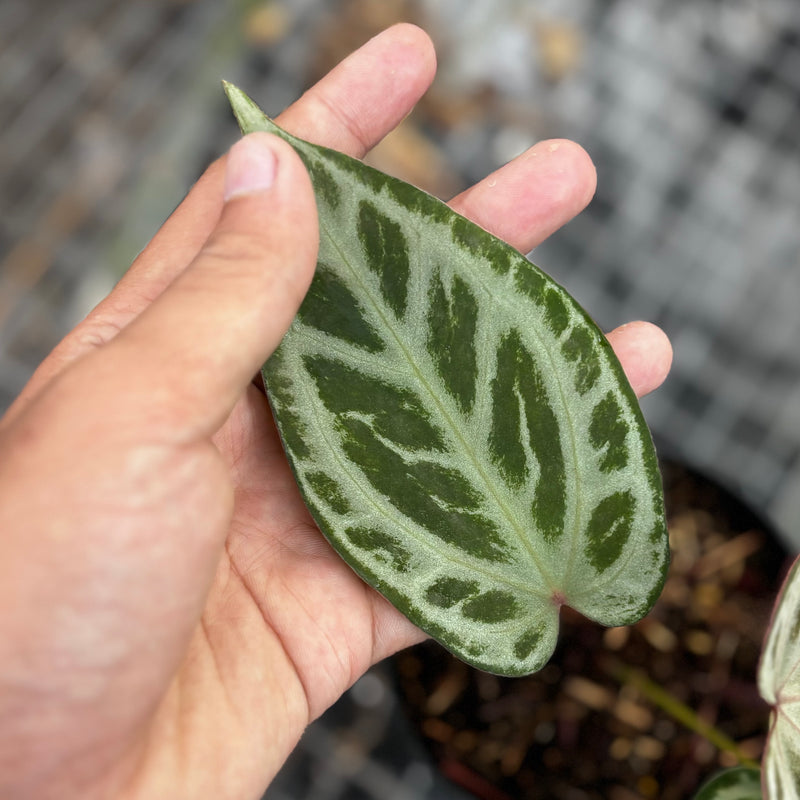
[0,135,318,772]
[105,132,319,439]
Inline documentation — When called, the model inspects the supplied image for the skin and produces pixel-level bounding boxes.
[0,24,672,800]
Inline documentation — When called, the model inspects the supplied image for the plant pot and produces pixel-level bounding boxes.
[392,461,790,800]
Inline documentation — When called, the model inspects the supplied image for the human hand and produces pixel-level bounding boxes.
[0,24,672,800]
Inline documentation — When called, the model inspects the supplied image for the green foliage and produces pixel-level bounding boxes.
[693,767,763,800]
[225,83,669,676]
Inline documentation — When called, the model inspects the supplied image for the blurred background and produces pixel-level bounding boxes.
[2,0,799,797]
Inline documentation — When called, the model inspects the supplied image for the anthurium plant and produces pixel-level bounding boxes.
[224,83,797,798]
[690,550,800,799]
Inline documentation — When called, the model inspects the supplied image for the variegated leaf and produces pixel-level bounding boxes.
[225,83,669,676]
[693,767,763,800]
[759,555,800,799]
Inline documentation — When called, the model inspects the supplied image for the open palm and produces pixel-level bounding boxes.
[0,24,672,800]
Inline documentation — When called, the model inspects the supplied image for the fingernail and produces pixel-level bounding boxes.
[224,134,278,201]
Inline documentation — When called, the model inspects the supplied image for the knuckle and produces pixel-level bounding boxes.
[203,229,271,268]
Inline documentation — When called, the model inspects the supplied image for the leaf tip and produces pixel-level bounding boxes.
[222,82,276,136]
[221,79,240,104]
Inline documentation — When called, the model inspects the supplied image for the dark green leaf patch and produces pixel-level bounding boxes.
[561,325,601,395]
[490,330,566,542]
[589,391,630,472]
[345,526,412,573]
[488,335,529,489]
[306,159,340,210]
[451,216,512,275]
[297,264,384,353]
[386,178,451,224]
[514,627,543,660]
[426,271,479,413]
[585,490,636,573]
[462,589,521,623]
[327,145,452,223]
[338,417,508,563]
[426,576,480,608]
[305,471,351,515]
[513,261,546,301]
[261,352,310,460]
[357,200,410,318]
[543,288,570,336]
[304,354,446,452]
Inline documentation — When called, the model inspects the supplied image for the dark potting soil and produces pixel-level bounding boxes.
[393,462,789,800]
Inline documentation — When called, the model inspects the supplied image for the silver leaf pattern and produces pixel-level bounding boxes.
[225,83,669,676]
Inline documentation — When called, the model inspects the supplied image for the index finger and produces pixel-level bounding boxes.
[278,23,437,156]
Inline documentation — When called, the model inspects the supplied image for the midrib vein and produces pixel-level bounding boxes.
[318,216,558,591]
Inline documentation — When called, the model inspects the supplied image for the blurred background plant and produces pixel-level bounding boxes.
[3,1,800,797]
